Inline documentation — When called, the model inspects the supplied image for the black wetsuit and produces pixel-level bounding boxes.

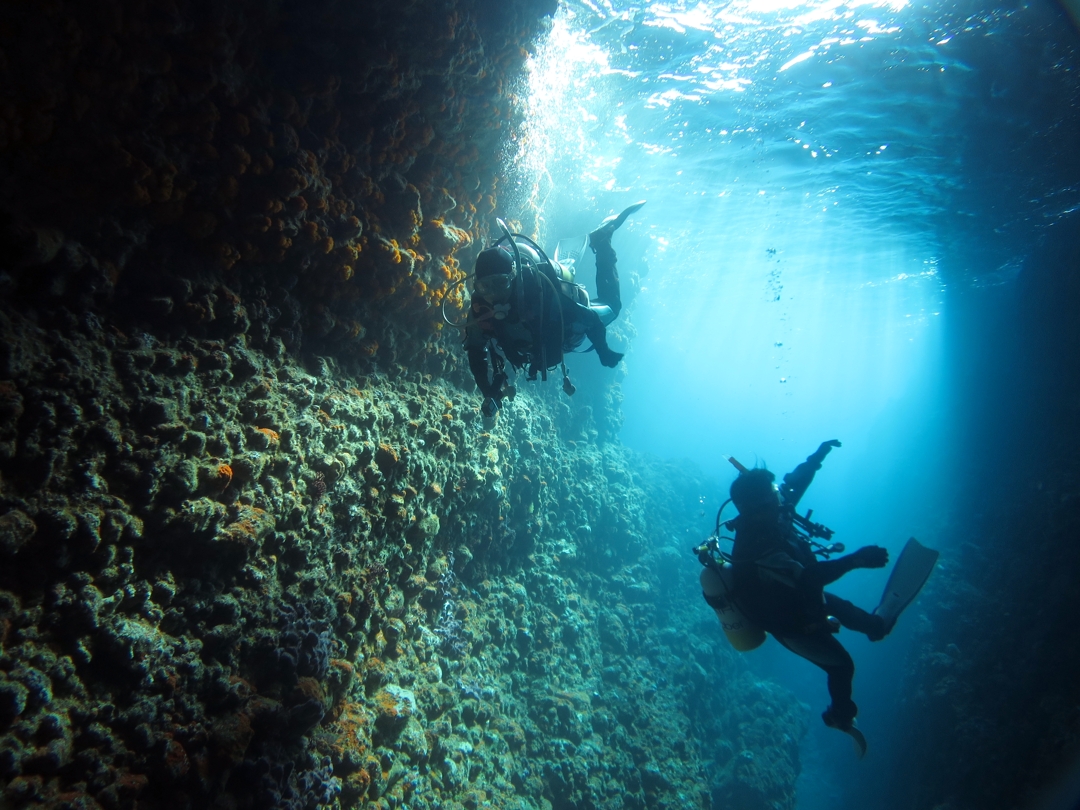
[730,446,880,724]
[465,241,622,398]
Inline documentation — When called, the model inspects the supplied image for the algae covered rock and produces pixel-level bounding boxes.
[0,2,813,808]
[0,510,36,556]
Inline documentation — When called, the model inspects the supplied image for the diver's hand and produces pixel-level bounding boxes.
[809,439,842,465]
[481,396,501,419]
[850,545,889,569]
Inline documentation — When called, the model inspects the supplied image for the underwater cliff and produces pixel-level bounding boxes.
[3,1,1080,809]
[0,2,809,809]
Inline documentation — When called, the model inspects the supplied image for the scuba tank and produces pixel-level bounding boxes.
[695,536,766,652]
[485,220,585,393]
[699,561,766,652]
[694,494,767,652]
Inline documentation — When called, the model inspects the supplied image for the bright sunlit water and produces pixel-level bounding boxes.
[503,0,1080,806]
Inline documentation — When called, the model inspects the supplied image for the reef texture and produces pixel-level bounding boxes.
[0,1,809,809]
[0,309,807,809]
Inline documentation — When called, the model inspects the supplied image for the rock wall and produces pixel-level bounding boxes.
[0,310,808,810]
[0,2,809,809]
[0,0,553,364]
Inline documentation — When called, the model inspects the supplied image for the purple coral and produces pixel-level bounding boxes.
[435,600,469,659]
[309,472,327,500]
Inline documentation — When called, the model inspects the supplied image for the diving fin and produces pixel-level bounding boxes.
[555,235,589,268]
[823,711,868,759]
[589,200,647,244]
[845,724,868,760]
[873,537,939,635]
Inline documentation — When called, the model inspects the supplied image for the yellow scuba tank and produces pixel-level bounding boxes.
[550,259,575,285]
[549,259,589,307]
[700,564,766,652]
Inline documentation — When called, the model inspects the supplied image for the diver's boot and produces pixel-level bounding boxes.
[822,703,857,731]
[589,200,647,249]
[824,704,868,758]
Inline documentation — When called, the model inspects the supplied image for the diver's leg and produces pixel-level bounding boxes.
[579,306,623,368]
[825,592,888,640]
[591,240,622,318]
[588,201,644,316]
[776,632,858,725]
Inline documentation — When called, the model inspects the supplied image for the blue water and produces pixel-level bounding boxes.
[505,1,1080,806]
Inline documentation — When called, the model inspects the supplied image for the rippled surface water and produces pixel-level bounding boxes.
[517,0,1078,256]
[508,2,1080,807]
[507,0,1080,504]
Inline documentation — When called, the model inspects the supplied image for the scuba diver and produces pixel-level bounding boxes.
[460,201,645,422]
[694,440,939,757]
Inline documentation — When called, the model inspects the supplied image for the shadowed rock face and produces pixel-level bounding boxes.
[874,213,1080,810]
[0,2,808,809]
[0,0,554,363]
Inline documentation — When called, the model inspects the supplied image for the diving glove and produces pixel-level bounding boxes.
[850,545,889,569]
[597,347,624,368]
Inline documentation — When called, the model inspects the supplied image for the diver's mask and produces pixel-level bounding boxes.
[473,272,515,304]
[729,466,783,515]
[740,483,782,512]
[473,245,517,306]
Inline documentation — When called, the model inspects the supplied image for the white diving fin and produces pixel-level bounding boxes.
[554,235,589,269]
[874,537,940,633]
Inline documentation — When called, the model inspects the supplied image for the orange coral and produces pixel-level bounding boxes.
[375,442,399,468]
[373,688,413,720]
[228,506,268,539]
[295,677,324,703]
[215,242,240,270]
[255,427,279,444]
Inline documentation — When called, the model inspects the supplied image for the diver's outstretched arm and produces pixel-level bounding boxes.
[806,545,889,588]
[467,344,497,399]
[781,440,842,507]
